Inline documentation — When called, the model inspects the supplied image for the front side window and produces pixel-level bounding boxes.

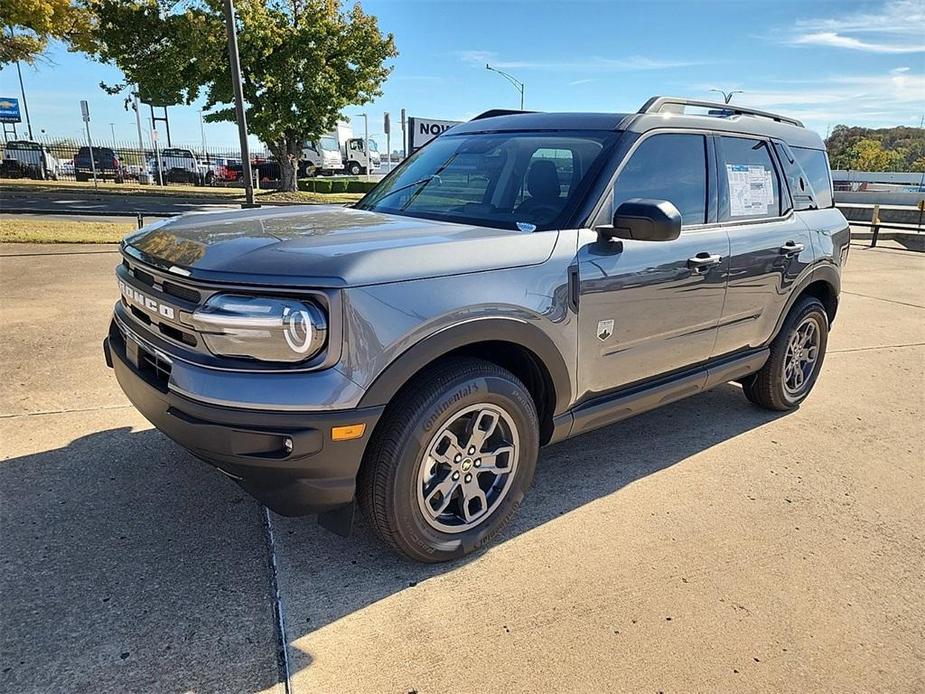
[357,131,615,231]
[611,134,708,226]
[719,136,781,220]
[792,146,834,209]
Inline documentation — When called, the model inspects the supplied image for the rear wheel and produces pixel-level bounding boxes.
[359,358,539,562]
[744,296,828,411]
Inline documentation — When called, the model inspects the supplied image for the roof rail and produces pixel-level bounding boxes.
[638,97,804,128]
[470,109,537,121]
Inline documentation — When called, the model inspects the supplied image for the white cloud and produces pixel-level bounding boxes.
[787,1,925,53]
[692,68,925,132]
[792,31,925,54]
[459,50,703,72]
[568,78,597,86]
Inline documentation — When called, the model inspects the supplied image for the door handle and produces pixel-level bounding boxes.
[779,241,805,257]
[687,252,722,272]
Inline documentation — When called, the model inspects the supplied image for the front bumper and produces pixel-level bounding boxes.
[104,324,383,516]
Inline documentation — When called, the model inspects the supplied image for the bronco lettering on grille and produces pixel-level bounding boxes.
[118,279,176,320]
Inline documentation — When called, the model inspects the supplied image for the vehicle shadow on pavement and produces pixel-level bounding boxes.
[0,384,784,693]
[0,425,284,694]
[271,383,787,679]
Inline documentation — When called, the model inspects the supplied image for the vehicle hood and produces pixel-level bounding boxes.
[123,205,557,287]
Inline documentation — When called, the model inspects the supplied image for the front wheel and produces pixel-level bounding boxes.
[347,161,362,176]
[359,358,539,562]
[744,296,829,411]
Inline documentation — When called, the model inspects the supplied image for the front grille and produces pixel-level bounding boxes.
[163,281,200,303]
[138,346,172,390]
[132,265,156,287]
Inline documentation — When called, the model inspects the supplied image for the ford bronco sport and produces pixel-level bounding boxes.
[104,97,850,562]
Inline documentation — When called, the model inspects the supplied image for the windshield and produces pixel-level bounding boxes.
[367,140,378,152]
[356,131,616,231]
[320,136,339,151]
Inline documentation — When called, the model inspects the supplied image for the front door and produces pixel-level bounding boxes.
[576,132,729,402]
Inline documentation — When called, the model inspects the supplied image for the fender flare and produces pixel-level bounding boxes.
[357,318,573,416]
[767,263,840,344]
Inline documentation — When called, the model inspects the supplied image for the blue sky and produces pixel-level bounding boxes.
[1,0,923,151]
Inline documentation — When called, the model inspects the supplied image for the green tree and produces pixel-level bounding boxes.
[826,124,925,172]
[1,0,92,64]
[84,0,396,190]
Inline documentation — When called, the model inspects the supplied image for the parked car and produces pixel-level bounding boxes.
[104,96,849,562]
[150,148,212,185]
[0,140,61,180]
[74,146,125,183]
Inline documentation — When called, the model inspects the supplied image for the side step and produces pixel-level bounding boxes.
[567,349,769,439]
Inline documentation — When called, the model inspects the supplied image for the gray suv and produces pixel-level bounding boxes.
[103,97,850,562]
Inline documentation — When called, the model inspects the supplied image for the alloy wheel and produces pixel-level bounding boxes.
[416,403,520,534]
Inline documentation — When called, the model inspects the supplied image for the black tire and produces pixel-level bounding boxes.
[75,172,87,182]
[358,358,539,563]
[347,161,361,176]
[744,296,828,411]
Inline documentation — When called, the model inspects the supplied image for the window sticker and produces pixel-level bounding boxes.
[726,164,774,217]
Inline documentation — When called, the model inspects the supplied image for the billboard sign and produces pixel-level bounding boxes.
[0,97,21,124]
[407,117,462,153]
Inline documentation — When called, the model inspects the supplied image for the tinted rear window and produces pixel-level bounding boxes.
[792,147,834,209]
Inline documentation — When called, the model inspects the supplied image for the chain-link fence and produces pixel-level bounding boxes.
[0,136,293,188]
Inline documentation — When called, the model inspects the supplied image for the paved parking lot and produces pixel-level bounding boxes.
[1,241,923,693]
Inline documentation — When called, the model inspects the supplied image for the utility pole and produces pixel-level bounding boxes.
[222,0,257,207]
[384,112,391,173]
[80,100,98,189]
[400,108,406,160]
[199,109,208,155]
[8,29,34,140]
[109,122,117,145]
[710,89,743,104]
[485,64,525,110]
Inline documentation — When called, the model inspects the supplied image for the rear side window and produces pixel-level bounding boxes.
[612,134,708,225]
[719,137,780,220]
[792,147,834,209]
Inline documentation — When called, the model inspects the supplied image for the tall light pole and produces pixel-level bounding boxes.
[710,89,743,104]
[222,0,256,207]
[485,64,525,110]
[109,122,117,145]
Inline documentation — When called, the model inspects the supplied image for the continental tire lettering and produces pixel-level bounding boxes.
[422,383,479,432]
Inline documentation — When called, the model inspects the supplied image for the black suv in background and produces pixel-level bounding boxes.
[74,146,125,183]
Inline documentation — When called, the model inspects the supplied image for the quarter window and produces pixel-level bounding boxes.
[792,147,834,209]
[719,137,781,220]
[612,134,707,226]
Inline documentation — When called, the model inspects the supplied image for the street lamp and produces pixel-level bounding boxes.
[710,89,743,104]
[485,64,525,110]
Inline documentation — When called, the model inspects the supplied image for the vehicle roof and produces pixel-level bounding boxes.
[451,102,825,150]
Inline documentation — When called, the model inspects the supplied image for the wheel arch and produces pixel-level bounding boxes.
[769,264,840,344]
[357,319,572,445]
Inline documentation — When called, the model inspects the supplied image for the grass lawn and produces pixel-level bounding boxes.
[0,218,135,244]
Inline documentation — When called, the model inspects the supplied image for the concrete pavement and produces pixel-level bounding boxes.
[1,241,923,693]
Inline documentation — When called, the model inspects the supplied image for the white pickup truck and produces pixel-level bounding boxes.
[151,148,212,185]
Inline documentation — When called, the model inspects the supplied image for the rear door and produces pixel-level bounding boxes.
[712,135,814,356]
[576,132,729,401]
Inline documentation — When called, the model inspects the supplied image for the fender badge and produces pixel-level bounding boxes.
[597,319,614,341]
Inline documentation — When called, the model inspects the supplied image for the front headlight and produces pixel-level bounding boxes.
[191,294,327,363]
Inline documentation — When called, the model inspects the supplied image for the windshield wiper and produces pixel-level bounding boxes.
[374,175,442,203]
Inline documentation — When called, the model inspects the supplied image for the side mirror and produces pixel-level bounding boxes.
[599,198,682,242]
